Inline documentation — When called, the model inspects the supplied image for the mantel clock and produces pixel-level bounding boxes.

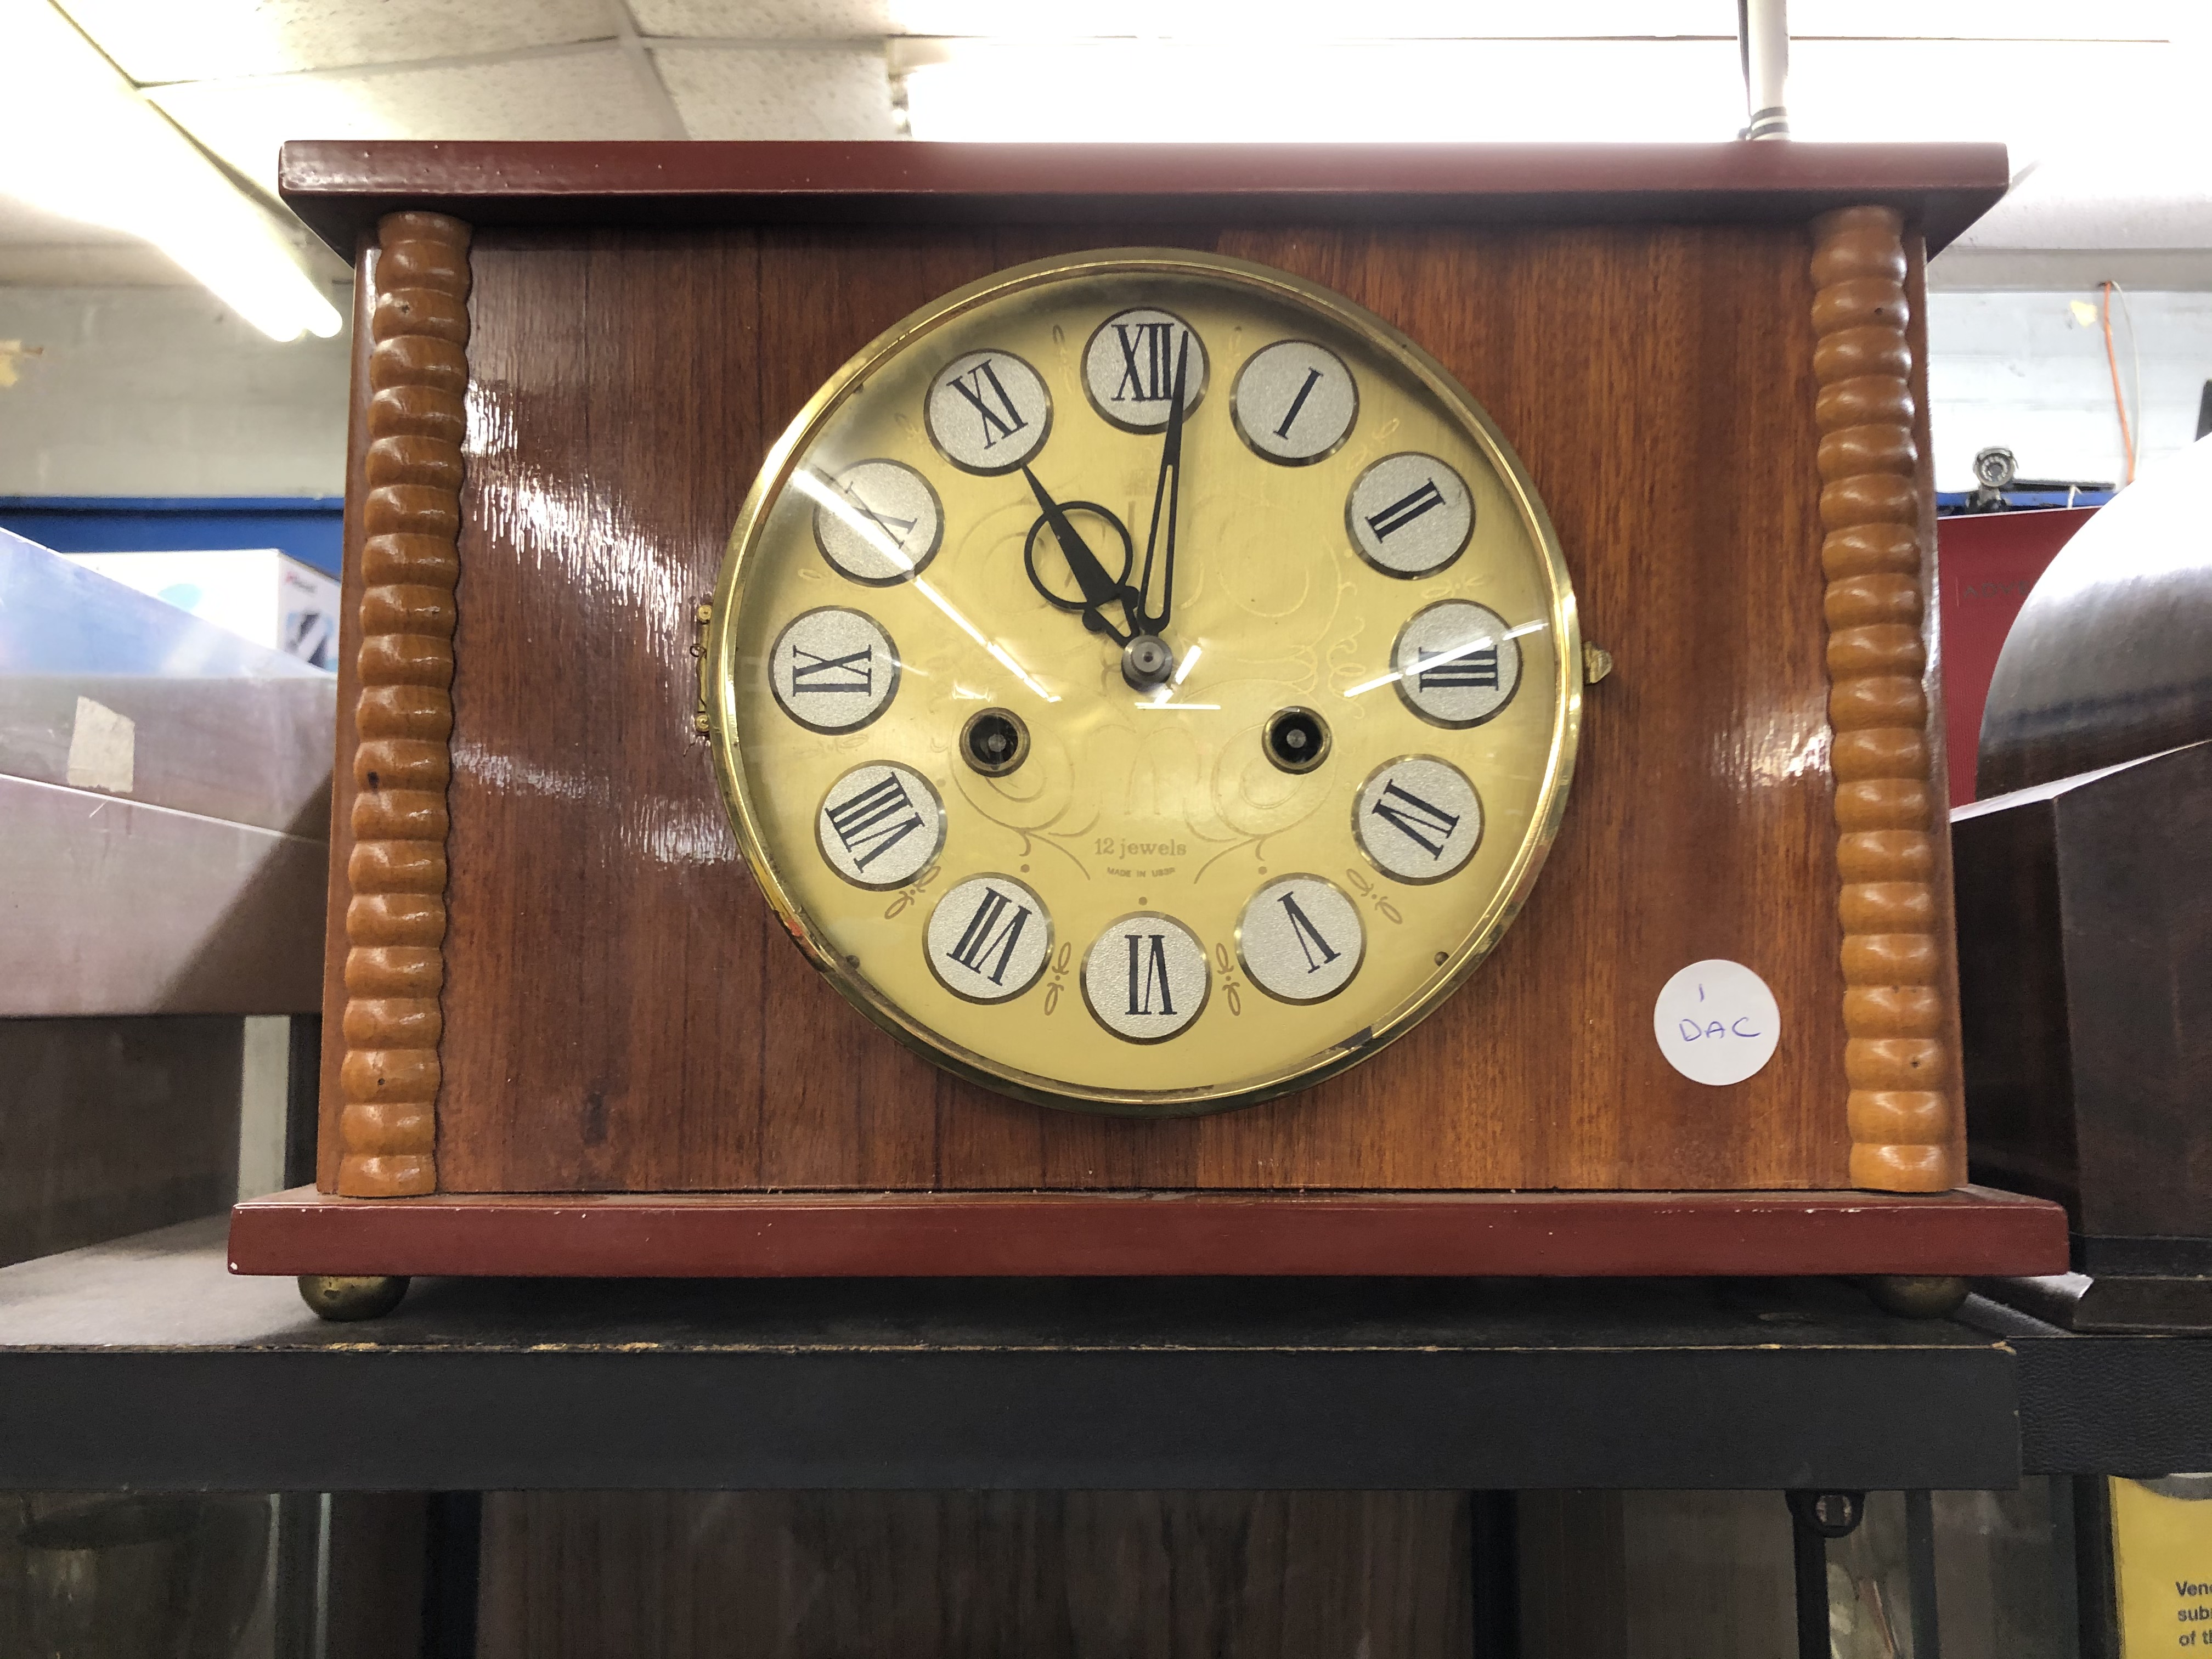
[706,249,1578,1115]
[229,140,2067,1295]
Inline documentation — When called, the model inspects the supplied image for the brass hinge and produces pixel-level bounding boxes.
[690,600,714,737]
[1583,643,1614,686]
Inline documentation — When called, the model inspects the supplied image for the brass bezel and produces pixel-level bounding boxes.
[706,247,1583,1118]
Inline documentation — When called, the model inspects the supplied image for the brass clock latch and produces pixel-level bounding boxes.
[1583,644,1614,685]
[691,600,714,736]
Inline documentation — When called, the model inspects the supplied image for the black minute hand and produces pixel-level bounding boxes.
[1137,330,1190,635]
[1022,464,1136,644]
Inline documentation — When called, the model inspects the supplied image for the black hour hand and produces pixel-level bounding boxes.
[1022,465,1137,644]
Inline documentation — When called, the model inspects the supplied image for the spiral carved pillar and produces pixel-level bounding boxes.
[336,210,470,1197]
[1810,205,1957,1193]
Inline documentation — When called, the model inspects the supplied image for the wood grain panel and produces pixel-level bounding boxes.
[475,1491,1471,1659]
[431,219,1853,1193]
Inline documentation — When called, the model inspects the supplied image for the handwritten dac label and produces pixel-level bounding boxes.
[1652,960,1780,1086]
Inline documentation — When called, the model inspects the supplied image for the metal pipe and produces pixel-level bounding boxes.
[1739,0,1792,139]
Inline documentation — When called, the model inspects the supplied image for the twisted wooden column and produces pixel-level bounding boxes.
[1810,205,1956,1192]
[337,210,471,1197]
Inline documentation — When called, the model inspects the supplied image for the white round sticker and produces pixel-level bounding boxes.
[1652,960,1781,1086]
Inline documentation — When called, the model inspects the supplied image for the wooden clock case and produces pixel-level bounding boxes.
[230,142,2064,1282]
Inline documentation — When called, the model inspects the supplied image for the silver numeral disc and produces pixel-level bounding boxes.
[1347,452,1474,576]
[1082,308,1206,432]
[1232,339,1357,465]
[1081,912,1211,1042]
[816,762,945,890]
[1355,755,1483,884]
[808,460,943,584]
[927,875,1053,1003]
[1391,599,1521,727]
[768,606,899,733]
[926,349,1052,474]
[1238,875,1365,1003]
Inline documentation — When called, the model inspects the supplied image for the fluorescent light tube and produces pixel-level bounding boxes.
[0,0,341,341]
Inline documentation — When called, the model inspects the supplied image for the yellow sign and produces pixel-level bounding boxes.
[2113,1476,2212,1654]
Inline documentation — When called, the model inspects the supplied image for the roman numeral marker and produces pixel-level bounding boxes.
[1367,478,1447,539]
[1368,780,1462,860]
[1272,366,1322,439]
[825,775,924,871]
[790,644,873,696]
[841,486,917,548]
[1418,643,1500,691]
[949,359,1029,448]
[1125,933,1176,1016]
[1111,321,1177,403]
[946,886,1032,985]
[1278,891,1342,974]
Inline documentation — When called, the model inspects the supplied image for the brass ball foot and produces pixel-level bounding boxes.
[298,1274,410,1322]
[1862,1274,1969,1319]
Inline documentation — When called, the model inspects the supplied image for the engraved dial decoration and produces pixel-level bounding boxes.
[708,248,1580,1115]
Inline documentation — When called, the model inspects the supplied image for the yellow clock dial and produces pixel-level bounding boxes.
[706,249,1581,1116]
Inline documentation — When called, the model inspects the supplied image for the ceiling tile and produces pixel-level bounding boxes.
[653,44,895,139]
[58,0,620,84]
[629,0,894,38]
[149,48,674,196]
[637,0,2193,41]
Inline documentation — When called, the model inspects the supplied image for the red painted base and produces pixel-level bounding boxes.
[228,1185,2066,1280]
